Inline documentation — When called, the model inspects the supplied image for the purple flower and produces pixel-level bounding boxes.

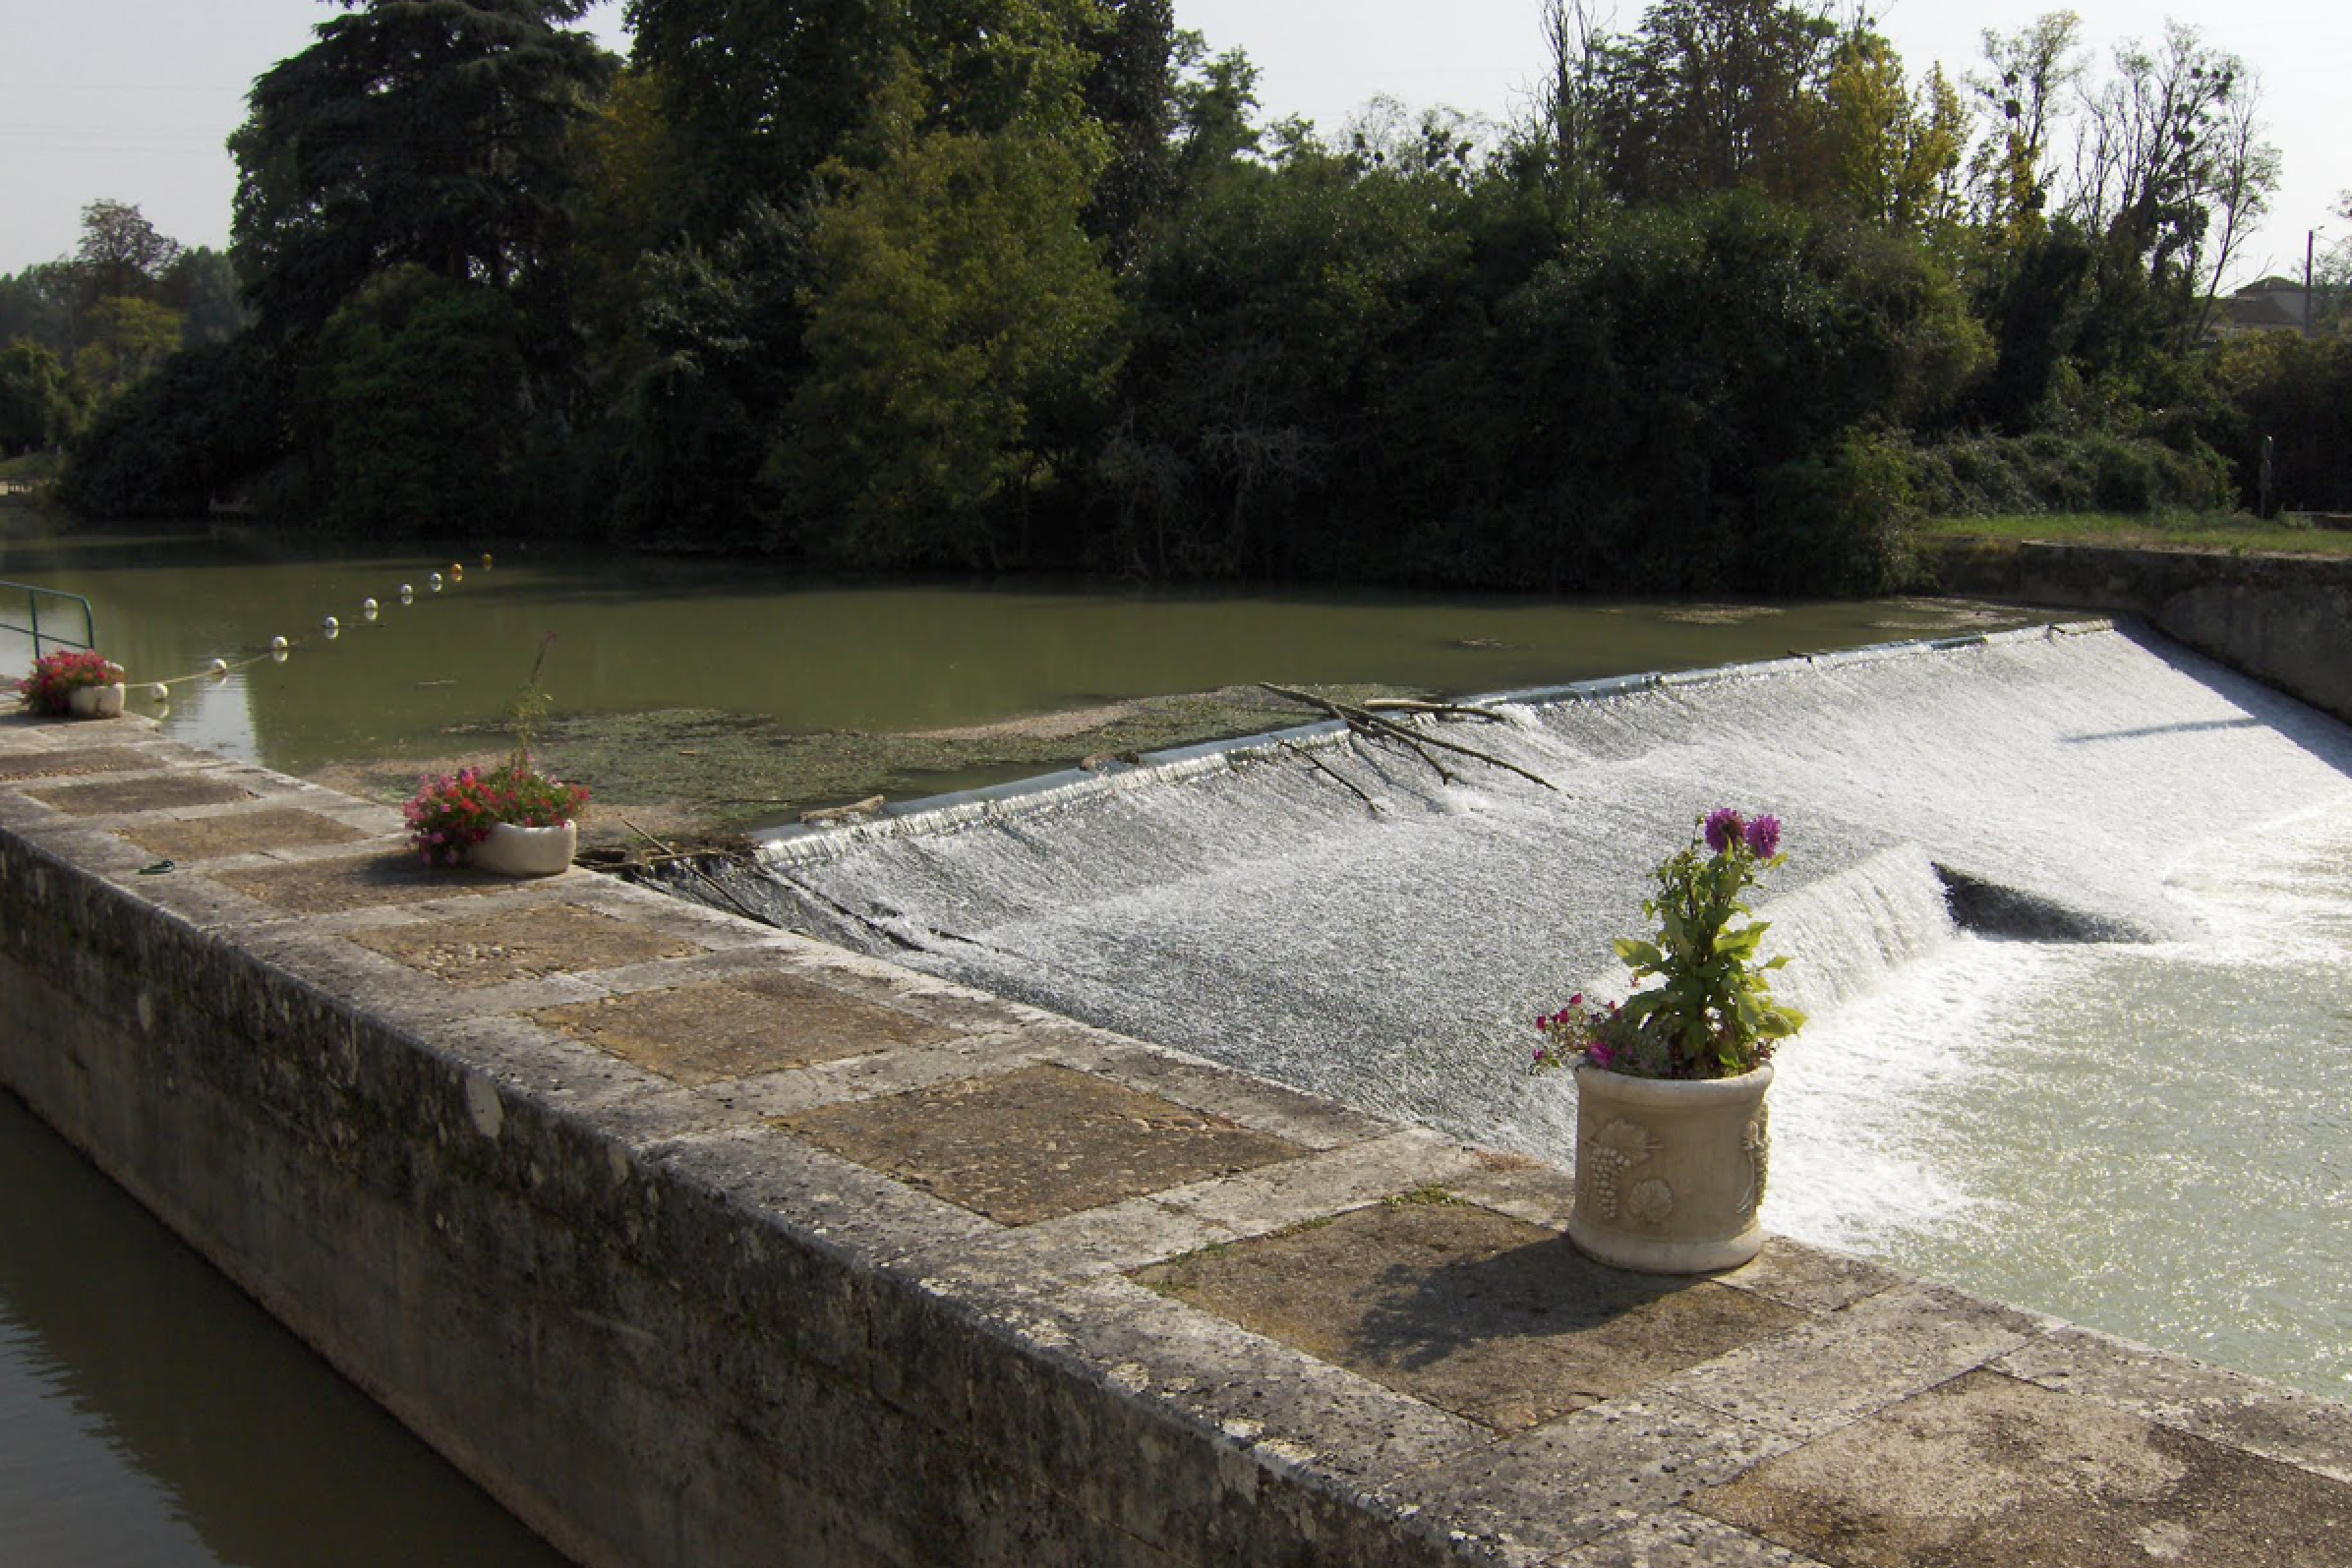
[1704,807,1745,855]
[1744,814,1782,859]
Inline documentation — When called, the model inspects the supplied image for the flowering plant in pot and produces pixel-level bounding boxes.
[403,635,588,876]
[404,759,590,872]
[17,649,127,718]
[1531,809,1803,1273]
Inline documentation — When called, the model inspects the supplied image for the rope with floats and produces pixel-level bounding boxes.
[128,555,494,711]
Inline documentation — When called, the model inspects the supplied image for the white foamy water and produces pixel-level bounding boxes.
[715,624,2352,1400]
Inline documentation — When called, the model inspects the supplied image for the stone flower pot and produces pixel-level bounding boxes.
[1568,1061,1772,1274]
[66,682,126,719]
[466,820,577,878]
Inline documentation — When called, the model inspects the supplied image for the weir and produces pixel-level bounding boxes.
[715,620,2352,1151]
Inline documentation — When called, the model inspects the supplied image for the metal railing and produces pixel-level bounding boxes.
[0,580,97,661]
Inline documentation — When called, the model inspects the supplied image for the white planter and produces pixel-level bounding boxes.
[1567,1062,1772,1274]
[467,820,577,878]
[66,682,126,719]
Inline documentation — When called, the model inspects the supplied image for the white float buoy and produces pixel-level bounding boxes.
[399,584,415,604]
[270,635,289,652]
[322,615,338,632]
[208,659,229,676]
[362,599,380,621]
[430,573,443,592]
[147,683,169,702]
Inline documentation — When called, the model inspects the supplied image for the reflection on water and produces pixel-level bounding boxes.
[0,1093,568,1567]
[0,522,2030,778]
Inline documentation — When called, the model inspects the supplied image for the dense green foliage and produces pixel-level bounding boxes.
[26,0,2350,587]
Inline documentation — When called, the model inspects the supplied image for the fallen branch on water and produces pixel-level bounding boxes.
[799,793,886,825]
[1359,696,1507,722]
[1259,683,1558,794]
[1283,739,1382,813]
[617,814,773,927]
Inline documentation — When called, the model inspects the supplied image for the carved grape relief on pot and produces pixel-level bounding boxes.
[1738,1107,1771,1216]
[1579,1118,1658,1220]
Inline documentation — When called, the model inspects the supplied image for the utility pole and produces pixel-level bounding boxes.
[2308,229,2318,336]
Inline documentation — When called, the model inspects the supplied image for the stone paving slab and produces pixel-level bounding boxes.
[26,771,259,815]
[532,970,957,1086]
[1380,1393,1799,1564]
[1558,1509,1833,1567]
[1136,1200,1809,1432]
[0,743,160,781]
[345,900,702,988]
[1696,1368,2352,1567]
[779,1063,1305,1226]
[108,804,376,861]
[210,847,526,911]
[1646,1279,2048,1441]
[1993,1324,2352,1483]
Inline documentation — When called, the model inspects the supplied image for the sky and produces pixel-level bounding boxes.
[1,0,2344,285]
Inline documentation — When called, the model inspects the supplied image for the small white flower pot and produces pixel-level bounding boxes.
[67,682,126,719]
[1567,1062,1773,1274]
[466,820,577,878]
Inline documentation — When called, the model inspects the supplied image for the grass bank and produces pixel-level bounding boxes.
[1919,510,2352,557]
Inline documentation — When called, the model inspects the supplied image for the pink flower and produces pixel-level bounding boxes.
[1704,807,1745,855]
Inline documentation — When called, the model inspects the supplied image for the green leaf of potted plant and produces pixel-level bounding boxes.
[17,649,126,719]
[1529,809,1803,1273]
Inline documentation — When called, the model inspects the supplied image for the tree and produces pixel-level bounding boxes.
[0,264,79,357]
[1968,11,2083,242]
[1525,0,1610,225]
[778,53,1123,565]
[231,0,616,346]
[58,337,287,519]
[157,248,246,347]
[1824,35,1967,242]
[2066,23,2277,313]
[75,200,183,304]
[71,297,185,402]
[622,0,899,236]
[1591,0,1843,206]
[0,340,76,455]
[1083,0,1178,266]
[307,268,538,534]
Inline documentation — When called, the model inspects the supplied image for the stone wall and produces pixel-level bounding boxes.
[1932,539,2352,724]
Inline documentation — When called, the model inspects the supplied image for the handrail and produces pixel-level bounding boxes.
[0,580,97,661]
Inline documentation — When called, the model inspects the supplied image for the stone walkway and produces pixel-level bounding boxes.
[4,708,2350,1565]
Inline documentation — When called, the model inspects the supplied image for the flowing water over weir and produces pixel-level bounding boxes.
[692,622,2352,1400]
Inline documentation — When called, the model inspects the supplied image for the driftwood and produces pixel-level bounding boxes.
[799,793,886,825]
[1284,739,1381,813]
[1259,683,1558,794]
[1359,696,1506,722]
[617,814,772,927]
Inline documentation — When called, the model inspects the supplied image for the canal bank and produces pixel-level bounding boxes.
[1930,536,2352,726]
[4,670,2350,1565]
